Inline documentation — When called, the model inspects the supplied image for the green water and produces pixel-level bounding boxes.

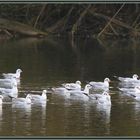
[0,37,139,136]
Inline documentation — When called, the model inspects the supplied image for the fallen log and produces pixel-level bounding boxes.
[0,18,47,37]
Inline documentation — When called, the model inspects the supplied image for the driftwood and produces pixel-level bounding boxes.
[0,18,47,37]
[97,4,125,37]
[87,8,140,37]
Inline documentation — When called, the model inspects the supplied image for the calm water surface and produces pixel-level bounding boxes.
[0,37,139,136]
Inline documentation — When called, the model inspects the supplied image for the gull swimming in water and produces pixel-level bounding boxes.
[52,87,70,98]
[0,84,18,98]
[12,94,32,104]
[31,90,47,102]
[119,86,140,93]
[115,74,139,82]
[62,80,81,90]
[52,84,91,99]
[130,93,140,101]
[2,69,22,79]
[119,86,140,99]
[0,78,17,88]
[89,91,111,106]
[70,84,92,100]
[89,78,110,90]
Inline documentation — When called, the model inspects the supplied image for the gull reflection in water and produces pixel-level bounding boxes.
[32,100,47,135]
[0,105,3,131]
[82,103,91,135]
[12,103,31,135]
[132,101,140,122]
[41,102,47,135]
[96,103,111,135]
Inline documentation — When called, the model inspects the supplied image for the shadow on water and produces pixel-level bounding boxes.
[0,37,140,136]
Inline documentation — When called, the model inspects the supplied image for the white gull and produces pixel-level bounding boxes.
[89,78,110,90]
[115,74,139,82]
[12,94,32,104]
[89,91,111,106]
[31,90,47,102]
[62,80,81,90]
[2,69,22,79]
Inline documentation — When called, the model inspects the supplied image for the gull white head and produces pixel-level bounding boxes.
[42,90,47,100]
[0,95,3,105]
[85,84,92,89]
[42,90,47,94]
[102,91,111,105]
[133,74,138,80]
[26,94,32,104]
[103,78,110,88]
[84,84,92,95]
[15,69,22,79]
[76,81,81,85]
[104,78,110,83]
[16,69,22,74]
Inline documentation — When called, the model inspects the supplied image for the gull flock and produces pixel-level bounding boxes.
[0,69,48,107]
[52,74,140,106]
[0,69,139,109]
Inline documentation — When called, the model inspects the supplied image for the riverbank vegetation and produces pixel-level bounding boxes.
[0,4,140,39]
